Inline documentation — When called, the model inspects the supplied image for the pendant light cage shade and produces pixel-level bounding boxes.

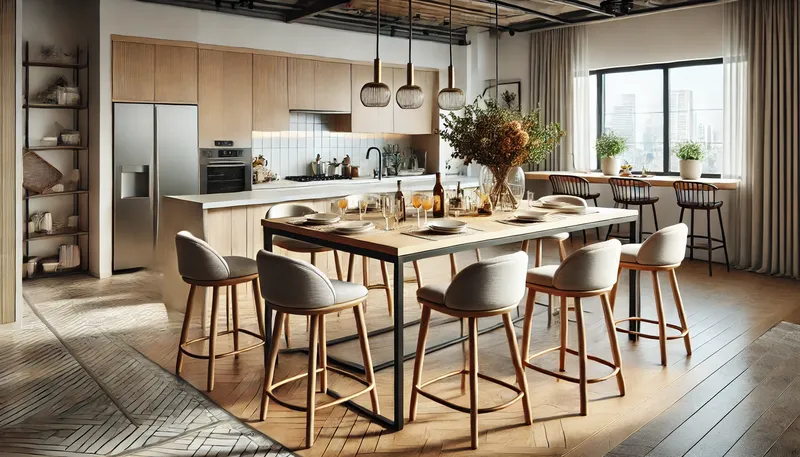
[360,0,391,107]
[438,87,465,111]
[397,0,424,110]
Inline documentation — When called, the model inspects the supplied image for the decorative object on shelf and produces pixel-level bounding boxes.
[382,143,402,175]
[39,44,78,63]
[57,86,80,106]
[39,212,53,233]
[597,130,627,176]
[22,150,63,193]
[396,0,424,110]
[360,0,391,107]
[439,97,565,211]
[674,140,705,180]
[58,244,81,269]
[60,130,80,146]
[40,136,58,147]
[619,162,633,177]
[252,155,279,183]
[35,76,79,106]
[67,215,79,228]
[482,81,522,112]
[437,0,465,111]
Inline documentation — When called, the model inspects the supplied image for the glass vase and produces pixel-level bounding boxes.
[480,166,525,211]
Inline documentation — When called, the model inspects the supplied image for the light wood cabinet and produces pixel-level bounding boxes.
[288,58,315,110]
[198,49,252,147]
[112,41,155,102]
[154,45,197,104]
[314,61,351,112]
[350,64,393,133]
[392,68,438,134]
[253,54,289,131]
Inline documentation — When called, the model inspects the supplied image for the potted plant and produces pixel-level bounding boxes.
[438,97,565,210]
[596,131,627,176]
[674,141,705,180]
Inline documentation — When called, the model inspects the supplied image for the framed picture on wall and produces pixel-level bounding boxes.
[482,81,521,111]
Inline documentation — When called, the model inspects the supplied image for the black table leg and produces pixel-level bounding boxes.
[628,220,640,341]
[393,260,404,431]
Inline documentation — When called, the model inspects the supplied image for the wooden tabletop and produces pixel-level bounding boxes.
[524,171,740,190]
[261,206,639,259]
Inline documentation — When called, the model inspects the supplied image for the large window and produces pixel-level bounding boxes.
[589,59,723,175]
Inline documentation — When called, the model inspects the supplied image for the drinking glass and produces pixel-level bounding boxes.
[412,193,424,228]
[381,195,392,231]
[527,191,536,208]
[421,194,433,226]
[359,199,369,221]
[337,198,348,218]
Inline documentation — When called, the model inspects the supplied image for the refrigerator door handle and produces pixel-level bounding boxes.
[152,107,159,247]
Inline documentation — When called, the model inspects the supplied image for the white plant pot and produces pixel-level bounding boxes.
[679,159,702,180]
[601,157,620,176]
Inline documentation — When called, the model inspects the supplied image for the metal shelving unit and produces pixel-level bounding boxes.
[22,42,90,280]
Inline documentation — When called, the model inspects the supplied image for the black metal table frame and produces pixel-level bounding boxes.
[262,214,640,432]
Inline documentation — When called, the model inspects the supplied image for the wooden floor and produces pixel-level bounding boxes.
[20,239,800,457]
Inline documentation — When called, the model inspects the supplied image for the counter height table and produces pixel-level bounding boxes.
[262,205,639,432]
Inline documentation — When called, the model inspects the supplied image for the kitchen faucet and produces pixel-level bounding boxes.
[366,147,382,180]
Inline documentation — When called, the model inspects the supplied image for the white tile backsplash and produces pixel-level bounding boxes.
[252,113,411,177]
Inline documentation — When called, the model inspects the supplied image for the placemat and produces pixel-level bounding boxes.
[285,218,393,236]
[496,213,567,227]
[401,226,482,241]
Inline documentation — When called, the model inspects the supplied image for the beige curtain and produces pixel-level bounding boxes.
[528,26,589,172]
[724,0,800,278]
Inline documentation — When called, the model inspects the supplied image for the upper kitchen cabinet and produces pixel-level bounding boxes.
[253,54,289,131]
[288,58,351,112]
[198,49,253,148]
[392,68,438,134]
[350,64,393,133]
[154,45,198,104]
[112,41,155,102]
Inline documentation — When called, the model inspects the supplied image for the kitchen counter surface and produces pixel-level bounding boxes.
[167,174,480,209]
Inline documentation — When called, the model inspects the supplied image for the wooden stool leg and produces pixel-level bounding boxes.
[521,240,529,252]
[502,313,532,425]
[347,253,355,282]
[354,303,380,415]
[669,269,692,356]
[474,249,481,262]
[176,285,196,375]
[535,240,543,267]
[284,314,291,347]
[600,293,626,396]
[460,317,467,393]
[362,256,370,310]
[380,261,393,317]
[410,306,432,421]
[651,271,668,366]
[559,296,568,372]
[208,286,220,391]
[717,207,731,272]
[310,251,317,266]
[468,317,479,450]
[305,315,320,449]
[547,294,553,328]
[252,279,265,340]
[412,261,423,289]
[318,315,327,393]
[521,293,535,363]
[232,284,240,359]
[609,266,623,312]
[574,297,587,416]
[449,254,458,279]
[260,312,285,421]
[333,250,343,280]
[558,240,568,262]
[225,287,231,332]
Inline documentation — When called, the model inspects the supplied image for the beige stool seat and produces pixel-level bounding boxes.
[224,256,259,277]
[257,250,379,449]
[610,223,692,366]
[411,252,532,450]
[523,239,626,416]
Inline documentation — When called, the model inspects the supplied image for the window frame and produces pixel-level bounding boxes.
[590,58,723,178]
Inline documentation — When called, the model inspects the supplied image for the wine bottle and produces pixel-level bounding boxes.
[395,180,406,222]
[433,172,445,218]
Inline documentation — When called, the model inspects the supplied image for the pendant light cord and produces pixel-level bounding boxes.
[376,0,380,59]
[448,0,452,66]
[495,1,499,101]
[408,0,412,62]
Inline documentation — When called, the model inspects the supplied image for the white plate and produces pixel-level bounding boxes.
[557,205,586,214]
[334,221,374,234]
[305,213,340,225]
[535,200,569,209]
[427,220,467,234]
[513,209,550,221]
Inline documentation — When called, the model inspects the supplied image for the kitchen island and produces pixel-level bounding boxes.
[157,175,479,318]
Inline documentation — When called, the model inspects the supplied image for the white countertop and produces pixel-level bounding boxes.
[166,174,480,209]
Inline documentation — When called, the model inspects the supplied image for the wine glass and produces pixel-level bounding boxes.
[412,193,423,228]
[527,191,536,209]
[337,198,348,218]
[393,199,405,229]
[421,194,433,227]
[359,199,369,221]
[381,195,392,231]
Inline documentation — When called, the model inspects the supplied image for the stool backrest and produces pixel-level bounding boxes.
[256,249,336,308]
[673,181,719,206]
[444,251,527,311]
[539,194,588,208]
[554,239,622,291]
[175,231,230,281]
[549,174,592,198]
[637,223,688,266]
[266,204,316,219]
[608,177,653,203]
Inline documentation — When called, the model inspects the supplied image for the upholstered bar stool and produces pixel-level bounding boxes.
[174,231,266,392]
[549,174,601,241]
[411,252,532,450]
[257,250,379,449]
[266,204,343,343]
[522,239,625,416]
[610,224,692,366]
[673,181,730,276]
[606,177,660,242]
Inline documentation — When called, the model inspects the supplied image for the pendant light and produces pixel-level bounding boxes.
[360,0,391,107]
[495,2,499,102]
[396,0,424,110]
[437,0,465,111]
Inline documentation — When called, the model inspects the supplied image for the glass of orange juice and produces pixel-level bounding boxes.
[337,198,348,218]
[421,194,433,227]
[412,193,424,228]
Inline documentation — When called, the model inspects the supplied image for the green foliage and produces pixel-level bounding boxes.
[596,131,628,158]
[673,141,706,161]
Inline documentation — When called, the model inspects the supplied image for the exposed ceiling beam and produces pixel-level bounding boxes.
[474,0,570,24]
[285,0,348,23]
[547,0,614,17]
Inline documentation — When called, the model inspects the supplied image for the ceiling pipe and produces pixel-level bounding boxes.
[548,0,615,16]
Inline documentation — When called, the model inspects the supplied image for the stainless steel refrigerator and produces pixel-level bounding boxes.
[113,103,198,271]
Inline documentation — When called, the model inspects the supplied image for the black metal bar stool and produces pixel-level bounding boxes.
[673,181,730,276]
[549,174,601,242]
[606,177,659,242]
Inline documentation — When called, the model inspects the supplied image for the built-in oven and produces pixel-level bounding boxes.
[199,148,252,194]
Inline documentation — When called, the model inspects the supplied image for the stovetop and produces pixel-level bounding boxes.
[284,175,353,182]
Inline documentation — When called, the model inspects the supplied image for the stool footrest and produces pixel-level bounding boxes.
[366,283,389,291]
[266,365,375,413]
[179,328,265,360]
[524,346,620,384]
[414,369,523,415]
[614,317,688,340]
